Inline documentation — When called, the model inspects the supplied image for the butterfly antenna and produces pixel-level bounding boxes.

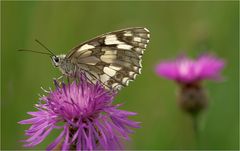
[35,39,55,56]
[18,49,52,55]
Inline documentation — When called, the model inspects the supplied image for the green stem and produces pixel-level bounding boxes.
[191,113,199,148]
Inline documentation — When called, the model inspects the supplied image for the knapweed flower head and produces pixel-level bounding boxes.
[19,75,139,150]
[155,54,225,84]
[155,54,225,114]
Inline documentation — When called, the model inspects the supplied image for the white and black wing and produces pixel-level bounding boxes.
[66,27,150,91]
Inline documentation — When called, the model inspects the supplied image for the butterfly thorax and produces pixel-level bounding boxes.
[52,54,76,77]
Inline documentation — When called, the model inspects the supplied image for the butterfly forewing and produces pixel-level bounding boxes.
[66,27,150,91]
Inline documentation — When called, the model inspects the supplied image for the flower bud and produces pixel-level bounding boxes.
[177,82,208,114]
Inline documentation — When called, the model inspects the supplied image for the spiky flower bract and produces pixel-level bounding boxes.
[19,76,139,150]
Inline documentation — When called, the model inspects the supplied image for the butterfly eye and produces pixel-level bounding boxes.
[54,57,59,63]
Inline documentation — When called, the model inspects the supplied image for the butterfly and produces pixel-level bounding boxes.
[20,27,150,91]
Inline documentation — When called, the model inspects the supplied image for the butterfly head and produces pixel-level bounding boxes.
[51,55,66,67]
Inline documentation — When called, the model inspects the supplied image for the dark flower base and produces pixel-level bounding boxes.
[177,82,208,115]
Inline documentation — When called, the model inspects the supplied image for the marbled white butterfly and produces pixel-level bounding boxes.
[20,27,150,91]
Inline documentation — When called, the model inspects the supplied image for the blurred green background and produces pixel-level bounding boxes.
[1,1,239,150]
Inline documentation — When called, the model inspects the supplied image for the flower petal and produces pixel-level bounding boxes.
[46,127,66,151]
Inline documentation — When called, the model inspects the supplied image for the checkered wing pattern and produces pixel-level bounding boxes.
[66,27,150,91]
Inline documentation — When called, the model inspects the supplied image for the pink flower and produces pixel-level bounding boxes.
[19,75,139,150]
[155,54,225,84]
[155,54,225,114]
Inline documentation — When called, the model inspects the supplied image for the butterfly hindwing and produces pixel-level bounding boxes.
[66,27,150,91]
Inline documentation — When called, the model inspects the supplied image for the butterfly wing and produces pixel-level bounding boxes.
[66,27,150,91]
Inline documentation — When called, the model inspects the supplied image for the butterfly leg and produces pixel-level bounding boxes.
[57,76,63,81]
[78,69,99,85]
[53,75,63,81]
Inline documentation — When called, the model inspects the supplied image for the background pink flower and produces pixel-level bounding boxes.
[155,54,225,84]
